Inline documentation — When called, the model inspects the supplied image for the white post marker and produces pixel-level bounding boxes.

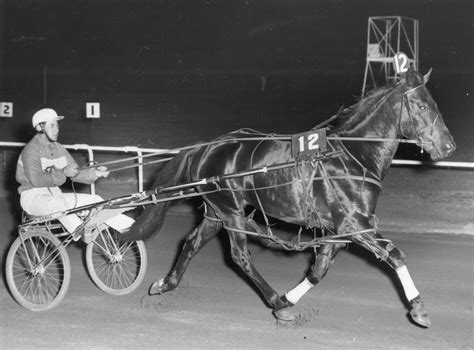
[86,103,100,119]
[285,278,314,304]
[396,265,420,301]
[0,102,13,117]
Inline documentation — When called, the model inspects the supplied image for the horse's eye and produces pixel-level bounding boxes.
[419,105,426,111]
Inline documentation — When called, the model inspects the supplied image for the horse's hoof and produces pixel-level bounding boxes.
[409,298,431,328]
[409,310,431,328]
[149,279,165,295]
[273,308,296,325]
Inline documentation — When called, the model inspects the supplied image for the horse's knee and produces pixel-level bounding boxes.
[307,244,341,284]
[308,254,331,284]
[355,235,405,267]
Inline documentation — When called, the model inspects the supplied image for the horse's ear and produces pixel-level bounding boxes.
[423,68,433,84]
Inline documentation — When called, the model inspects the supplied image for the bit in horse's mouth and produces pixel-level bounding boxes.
[429,148,446,161]
[430,142,456,160]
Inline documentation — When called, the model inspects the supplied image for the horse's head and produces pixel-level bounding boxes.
[399,67,456,160]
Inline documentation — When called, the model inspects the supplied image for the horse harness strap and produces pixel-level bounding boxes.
[399,84,437,152]
[203,204,379,251]
[201,146,382,248]
[248,138,275,233]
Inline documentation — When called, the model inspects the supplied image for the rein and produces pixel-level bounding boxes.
[86,135,420,173]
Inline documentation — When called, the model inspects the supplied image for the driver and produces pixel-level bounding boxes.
[16,108,134,243]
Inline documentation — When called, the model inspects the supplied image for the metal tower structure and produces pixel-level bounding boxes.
[362,16,419,95]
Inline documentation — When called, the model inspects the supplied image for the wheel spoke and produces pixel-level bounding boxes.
[86,226,146,295]
[6,230,71,311]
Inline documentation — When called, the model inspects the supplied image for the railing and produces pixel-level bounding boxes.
[391,159,474,168]
[1,141,473,195]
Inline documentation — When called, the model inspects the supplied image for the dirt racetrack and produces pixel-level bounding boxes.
[0,167,473,349]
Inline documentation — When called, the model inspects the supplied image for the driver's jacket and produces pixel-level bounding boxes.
[16,133,98,194]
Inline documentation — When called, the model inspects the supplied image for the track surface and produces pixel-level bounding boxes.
[0,168,473,349]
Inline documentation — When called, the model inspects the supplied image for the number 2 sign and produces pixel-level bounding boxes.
[0,102,13,117]
[291,128,327,159]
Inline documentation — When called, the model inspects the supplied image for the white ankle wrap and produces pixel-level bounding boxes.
[396,265,420,301]
[285,278,314,304]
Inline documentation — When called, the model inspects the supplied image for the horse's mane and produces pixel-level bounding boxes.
[227,83,401,139]
[326,83,399,134]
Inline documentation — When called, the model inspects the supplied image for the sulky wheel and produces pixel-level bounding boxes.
[5,229,71,311]
[85,225,147,295]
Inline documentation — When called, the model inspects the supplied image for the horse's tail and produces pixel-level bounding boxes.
[121,149,195,241]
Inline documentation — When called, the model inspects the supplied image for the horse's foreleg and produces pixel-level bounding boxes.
[352,231,431,328]
[149,216,222,295]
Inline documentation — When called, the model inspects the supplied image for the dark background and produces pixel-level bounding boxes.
[0,0,472,159]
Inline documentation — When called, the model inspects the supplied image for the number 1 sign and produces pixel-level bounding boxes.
[291,128,327,159]
[86,103,100,118]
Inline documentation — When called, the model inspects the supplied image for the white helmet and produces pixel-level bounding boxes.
[32,108,64,129]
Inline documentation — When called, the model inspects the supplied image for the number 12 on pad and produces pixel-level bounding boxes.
[291,128,327,158]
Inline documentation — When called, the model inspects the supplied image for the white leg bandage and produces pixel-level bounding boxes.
[285,278,314,305]
[396,265,420,301]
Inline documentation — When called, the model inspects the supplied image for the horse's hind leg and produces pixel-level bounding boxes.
[286,243,342,302]
[273,243,343,321]
[149,214,222,295]
[225,219,292,316]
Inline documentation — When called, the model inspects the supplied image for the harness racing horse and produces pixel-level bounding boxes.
[126,67,455,327]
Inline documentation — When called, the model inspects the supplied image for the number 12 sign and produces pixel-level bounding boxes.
[393,52,409,74]
[291,128,327,159]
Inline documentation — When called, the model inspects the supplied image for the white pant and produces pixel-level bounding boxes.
[20,187,134,233]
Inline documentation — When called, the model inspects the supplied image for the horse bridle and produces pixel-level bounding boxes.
[399,84,438,151]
